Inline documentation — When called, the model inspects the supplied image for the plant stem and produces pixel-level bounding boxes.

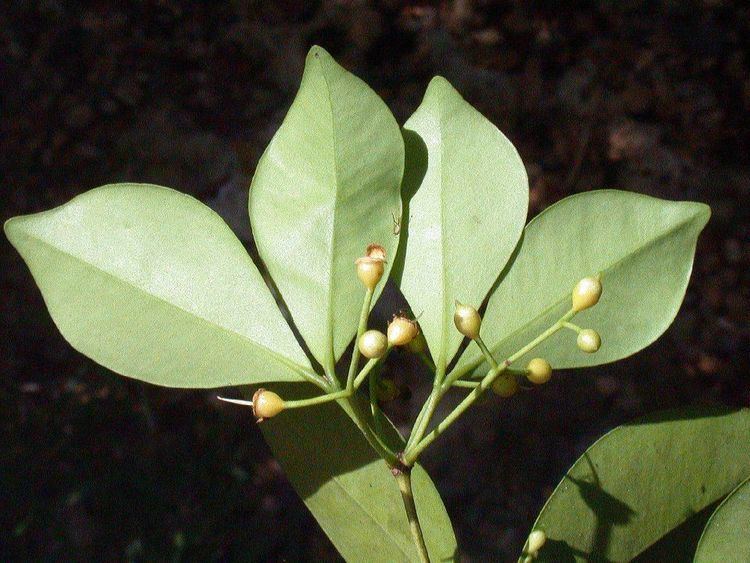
[284,389,350,409]
[404,309,575,464]
[347,287,374,393]
[394,469,430,563]
[562,321,582,333]
[475,335,499,370]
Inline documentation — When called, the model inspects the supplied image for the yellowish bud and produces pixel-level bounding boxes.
[358,329,388,359]
[527,529,547,555]
[355,257,385,290]
[572,275,602,312]
[387,315,419,346]
[453,301,482,340]
[252,388,285,420]
[577,329,601,353]
[526,358,552,385]
[492,374,518,398]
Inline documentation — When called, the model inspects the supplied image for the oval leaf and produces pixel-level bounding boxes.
[694,477,750,562]
[525,408,750,562]
[397,77,528,371]
[258,386,457,562]
[455,190,710,378]
[5,183,313,387]
[249,46,404,374]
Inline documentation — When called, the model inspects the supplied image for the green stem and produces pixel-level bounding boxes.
[353,348,390,390]
[562,321,583,333]
[451,380,479,388]
[347,287,374,393]
[338,397,397,466]
[404,309,575,464]
[369,366,385,437]
[284,389,350,409]
[394,470,430,563]
[475,335,499,370]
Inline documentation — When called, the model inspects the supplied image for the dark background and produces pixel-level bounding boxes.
[2,1,749,561]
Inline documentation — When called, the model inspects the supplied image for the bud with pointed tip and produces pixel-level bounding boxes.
[454,301,482,340]
[527,529,547,555]
[572,275,602,312]
[526,358,552,385]
[577,329,601,353]
[358,329,388,359]
[387,315,419,346]
[492,374,518,398]
[252,388,285,420]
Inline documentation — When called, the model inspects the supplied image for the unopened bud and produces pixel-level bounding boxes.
[387,315,419,346]
[526,358,552,385]
[572,275,602,312]
[358,329,388,359]
[252,388,285,420]
[577,329,601,353]
[492,374,518,398]
[453,301,482,340]
[527,529,547,555]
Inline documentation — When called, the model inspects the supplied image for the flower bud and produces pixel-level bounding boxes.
[453,301,482,340]
[387,315,419,346]
[358,329,388,359]
[572,275,602,312]
[252,388,285,420]
[577,329,601,353]
[376,378,398,402]
[356,257,385,290]
[492,374,518,398]
[527,529,547,555]
[526,358,552,385]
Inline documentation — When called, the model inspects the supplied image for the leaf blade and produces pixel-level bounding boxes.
[525,408,750,562]
[398,77,528,370]
[694,476,750,562]
[249,46,404,373]
[456,190,710,377]
[5,183,313,387]
[258,386,458,562]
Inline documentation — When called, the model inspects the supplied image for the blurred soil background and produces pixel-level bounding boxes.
[2,1,749,561]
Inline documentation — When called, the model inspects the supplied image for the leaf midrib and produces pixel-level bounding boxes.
[18,228,313,381]
[454,207,704,378]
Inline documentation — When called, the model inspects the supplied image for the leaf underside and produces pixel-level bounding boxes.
[249,45,404,373]
[5,183,312,388]
[397,76,529,371]
[456,190,710,379]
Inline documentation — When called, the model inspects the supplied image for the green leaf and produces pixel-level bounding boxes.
[455,190,710,378]
[694,476,750,562]
[5,183,314,387]
[524,408,750,562]
[249,46,404,374]
[258,385,458,562]
[397,77,528,371]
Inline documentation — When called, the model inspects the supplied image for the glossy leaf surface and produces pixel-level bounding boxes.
[455,190,710,378]
[397,77,528,370]
[694,477,750,562]
[249,46,403,374]
[259,386,458,562]
[5,183,313,387]
[525,408,750,562]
